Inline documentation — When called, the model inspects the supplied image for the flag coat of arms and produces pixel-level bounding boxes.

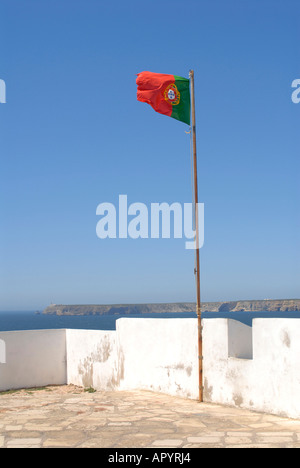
[136,71,190,125]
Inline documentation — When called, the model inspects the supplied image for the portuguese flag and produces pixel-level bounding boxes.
[136,71,190,125]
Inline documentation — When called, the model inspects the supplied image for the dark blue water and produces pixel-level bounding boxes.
[0,310,300,332]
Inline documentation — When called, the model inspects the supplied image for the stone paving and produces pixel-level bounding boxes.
[1,385,300,448]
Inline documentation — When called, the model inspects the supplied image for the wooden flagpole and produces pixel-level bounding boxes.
[189,69,203,402]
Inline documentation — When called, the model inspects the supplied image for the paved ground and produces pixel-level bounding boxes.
[1,385,300,448]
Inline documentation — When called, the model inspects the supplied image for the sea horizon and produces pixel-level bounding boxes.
[1,309,300,333]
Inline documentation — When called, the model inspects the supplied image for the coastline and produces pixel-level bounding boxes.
[42,299,300,316]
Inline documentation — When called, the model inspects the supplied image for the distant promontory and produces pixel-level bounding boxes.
[42,299,300,316]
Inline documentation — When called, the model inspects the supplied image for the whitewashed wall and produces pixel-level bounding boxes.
[66,329,119,390]
[203,318,300,419]
[116,318,199,399]
[1,318,300,419]
[0,329,66,391]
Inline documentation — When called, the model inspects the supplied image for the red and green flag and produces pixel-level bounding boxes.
[136,71,190,125]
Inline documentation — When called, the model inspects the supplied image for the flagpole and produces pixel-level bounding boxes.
[189,69,203,402]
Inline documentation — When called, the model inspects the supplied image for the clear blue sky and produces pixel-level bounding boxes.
[0,0,299,310]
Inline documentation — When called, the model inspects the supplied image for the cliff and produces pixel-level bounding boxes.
[42,299,300,316]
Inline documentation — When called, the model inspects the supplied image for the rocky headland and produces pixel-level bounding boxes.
[42,299,300,316]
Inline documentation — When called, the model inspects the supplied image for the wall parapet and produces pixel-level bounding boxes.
[203,318,300,419]
[1,318,300,419]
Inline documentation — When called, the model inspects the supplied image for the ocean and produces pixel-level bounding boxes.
[1,310,300,332]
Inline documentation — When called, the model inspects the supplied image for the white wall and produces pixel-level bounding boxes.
[116,318,199,399]
[65,319,199,399]
[228,319,252,359]
[203,318,300,419]
[66,329,118,390]
[0,338,5,364]
[0,329,66,391]
[1,318,300,419]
